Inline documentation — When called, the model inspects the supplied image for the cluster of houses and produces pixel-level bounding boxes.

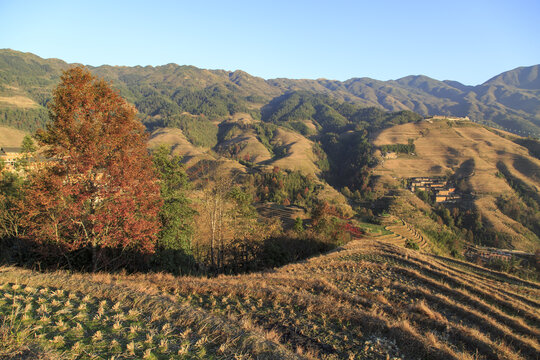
[0,146,46,173]
[0,146,23,172]
[465,245,534,264]
[426,115,470,122]
[409,177,460,203]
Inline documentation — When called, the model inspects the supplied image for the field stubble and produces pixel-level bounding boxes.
[0,237,539,359]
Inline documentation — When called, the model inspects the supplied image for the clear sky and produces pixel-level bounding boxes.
[1,0,539,85]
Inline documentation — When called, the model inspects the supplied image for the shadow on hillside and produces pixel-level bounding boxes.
[0,236,198,275]
[0,233,340,276]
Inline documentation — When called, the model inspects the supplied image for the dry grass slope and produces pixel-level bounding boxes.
[0,96,38,109]
[0,126,28,148]
[373,119,540,251]
[1,237,538,359]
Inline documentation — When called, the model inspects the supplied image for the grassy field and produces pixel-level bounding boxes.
[372,120,539,194]
[1,237,538,359]
[0,96,38,109]
[0,126,28,148]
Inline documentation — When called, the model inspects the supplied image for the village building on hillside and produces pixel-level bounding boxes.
[409,177,460,203]
[427,115,470,122]
[0,147,23,172]
[1,146,47,173]
[465,245,535,265]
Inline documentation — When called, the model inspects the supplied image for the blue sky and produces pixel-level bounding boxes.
[1,0,539,85]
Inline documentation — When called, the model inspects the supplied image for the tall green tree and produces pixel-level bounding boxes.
[152,145,196,273]
[152,145,195,251]
[15,135,37,171]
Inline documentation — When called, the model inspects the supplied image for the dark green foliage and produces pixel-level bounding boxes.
[428,203,521,250]
[2,50,540,136]
[0,170,28,264]
[261,92,421,194]
[483,256,538,281]
[172,85,251,119]
[14,135,36,171]
[347,108,422,131]
[422,227,462,255]
[228,186,258,221]
[253,123,277,155]
[415,189,434,205]
[151,145,196,274]
[293,217,304,233]
[136,95,181,118]
[496,195,540,238]
[218,122,245,142]
[251,169,321,208]
[20,135,36,153]
[320,131,376,191]
[405,238,420,250]
[380,141,416,154]
[288,121,314,136]
[261,92,349,132]
[496,161,540,208]
[262,92,422,134]
[312,142,330,172]
[0,108,49,132]
[168,114,218,148]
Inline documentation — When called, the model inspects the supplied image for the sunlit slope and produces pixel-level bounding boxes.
[0,126,27,148]
[2,50,540,135]
[148,127,246,177]
[148,121,351,213]
[1,238,538,359]
[373,119,540,251]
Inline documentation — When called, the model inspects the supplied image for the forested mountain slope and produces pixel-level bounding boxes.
[1,49,539,134]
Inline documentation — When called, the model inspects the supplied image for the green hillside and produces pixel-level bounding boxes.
[0,49,539,135]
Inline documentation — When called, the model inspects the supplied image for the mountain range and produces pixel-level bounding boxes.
[0,49,539,136]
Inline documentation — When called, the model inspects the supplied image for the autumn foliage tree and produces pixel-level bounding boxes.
[23,67,162,271]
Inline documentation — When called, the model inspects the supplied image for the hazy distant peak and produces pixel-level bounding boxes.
[482,64,540,90]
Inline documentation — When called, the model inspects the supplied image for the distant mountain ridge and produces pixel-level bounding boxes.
[0,49,539,135]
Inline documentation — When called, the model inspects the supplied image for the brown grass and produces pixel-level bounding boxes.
[0,126,28,148]
[0,96,38,109]
[1,237,539,359]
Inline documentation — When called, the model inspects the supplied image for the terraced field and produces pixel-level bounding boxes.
[376,216,430,250]
[1,238,539,359]
[372,119,540,252]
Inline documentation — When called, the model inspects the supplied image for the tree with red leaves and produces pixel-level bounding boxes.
[23,67,162,271]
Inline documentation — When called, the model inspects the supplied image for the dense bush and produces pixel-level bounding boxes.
[250,168,321,208]
[380,140,415,154]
